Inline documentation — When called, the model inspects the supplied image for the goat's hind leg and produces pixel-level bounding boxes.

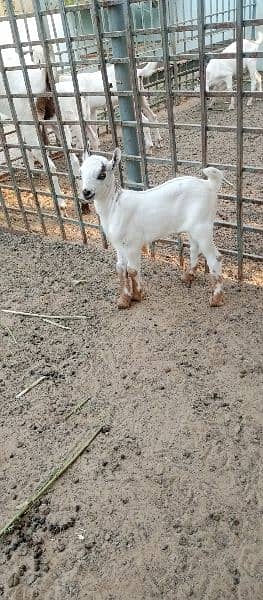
[198,237,224,307]
[247,66,262,106]
[182,236,199,286]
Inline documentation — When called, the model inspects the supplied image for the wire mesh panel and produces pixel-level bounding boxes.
[0,0,262,277]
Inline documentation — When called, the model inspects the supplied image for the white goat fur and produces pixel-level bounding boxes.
[57,62,161,152]
[206,33,263,110]
[80,149,225,309]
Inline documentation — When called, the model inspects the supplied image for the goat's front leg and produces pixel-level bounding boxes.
[141,113,153,155]
[141,94,162,147]
[182,236,199,286]
[225,76,235,110]
[116,250,131,309]
[126,247,143,303]
[86,106,100,151]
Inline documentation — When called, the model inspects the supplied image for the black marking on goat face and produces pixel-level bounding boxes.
[97,163,107,180]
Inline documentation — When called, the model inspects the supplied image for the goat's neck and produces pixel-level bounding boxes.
[94,175,121,226]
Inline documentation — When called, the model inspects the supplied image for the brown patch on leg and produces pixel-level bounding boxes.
[210,275,224,307]
[182,266,198,287]
[128,268,143,302]
[117,270,132,310]
[210,291,224,307]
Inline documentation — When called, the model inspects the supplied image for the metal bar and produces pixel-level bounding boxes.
[0,204,100,230]
[106,0,142,184]
[236,1,244,279]
[33,0,87,244]
[0,48,31,232]
[2,89,263,100]
[56,0,87,148]
[124,0,149,188]
[197,0,207,169]
[1,206,261,263]
[90,0,124,186]
[0,118,32,232]
[0,186,12,230]
[87,0,119,248]
[2,6,262,30]
[159,0,177,175]
[2,150,263,176]
[0,117,47,235]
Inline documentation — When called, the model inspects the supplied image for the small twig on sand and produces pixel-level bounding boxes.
[42,319,71,330]
[1,309,88,321]
[65,398,91,420]
[0,322,17,344]
[72,279,89,286]
[16,376,47,399]
[0,427,103,538]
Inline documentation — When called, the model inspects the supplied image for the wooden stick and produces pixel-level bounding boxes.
[16,376,47,399]
[42,319,71,330]
[1,309,88,320]
[72,279,89,286]
[65,397,91,420]
[0,322,17,344]
[0,427,103,538]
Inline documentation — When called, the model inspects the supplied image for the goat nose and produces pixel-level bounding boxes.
[83,189,91,199]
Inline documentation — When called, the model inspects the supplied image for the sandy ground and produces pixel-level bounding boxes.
[0,228,262,600]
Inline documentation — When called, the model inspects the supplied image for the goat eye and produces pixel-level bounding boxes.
[97,172,106,180]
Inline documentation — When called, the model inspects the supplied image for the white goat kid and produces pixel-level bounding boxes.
[206,33,263,110]
[80,148,225,309]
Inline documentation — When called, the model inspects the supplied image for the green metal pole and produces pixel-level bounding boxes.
[106,0,142,185]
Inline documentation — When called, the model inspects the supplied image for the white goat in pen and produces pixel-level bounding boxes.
[80,147,226,309]
[0,47,65,208]
[206,32,263,110]
[57,62,162,152]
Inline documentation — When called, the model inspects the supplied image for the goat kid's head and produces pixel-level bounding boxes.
[80,146,121,210]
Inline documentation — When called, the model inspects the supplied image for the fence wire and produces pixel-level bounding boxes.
[0,0,262,276]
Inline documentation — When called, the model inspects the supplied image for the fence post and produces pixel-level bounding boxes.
[106,0,142,186]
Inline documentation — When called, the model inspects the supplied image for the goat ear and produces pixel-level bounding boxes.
[83,140,91,162]
[112,147,121,169]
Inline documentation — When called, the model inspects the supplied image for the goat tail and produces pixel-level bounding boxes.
[256,31,263,45]
[203,167,224,192]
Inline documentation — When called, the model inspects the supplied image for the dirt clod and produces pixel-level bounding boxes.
[7,573,20,588]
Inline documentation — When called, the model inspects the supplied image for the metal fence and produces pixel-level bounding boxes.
[0,0,262,278]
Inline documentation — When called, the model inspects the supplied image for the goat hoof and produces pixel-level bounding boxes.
[182,271,195,286]
[117,295,131,309]
[132,289,143,302]
[210,291,224,307]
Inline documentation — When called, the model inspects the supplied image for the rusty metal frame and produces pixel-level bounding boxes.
[0,0,262,274]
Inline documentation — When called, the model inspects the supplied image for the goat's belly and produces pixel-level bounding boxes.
[144,222,183,244]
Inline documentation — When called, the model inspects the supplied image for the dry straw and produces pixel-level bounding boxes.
[0,427,103,539]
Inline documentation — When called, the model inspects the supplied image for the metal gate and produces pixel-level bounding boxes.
[0,0,262,278]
